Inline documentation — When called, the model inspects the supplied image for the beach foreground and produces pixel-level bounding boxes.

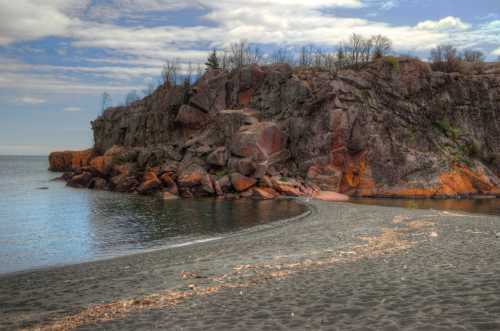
[1,200,500,330]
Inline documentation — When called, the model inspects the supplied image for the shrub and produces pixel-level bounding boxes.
[384,56,400,72]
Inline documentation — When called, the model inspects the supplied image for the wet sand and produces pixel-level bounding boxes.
[1,200,500,330]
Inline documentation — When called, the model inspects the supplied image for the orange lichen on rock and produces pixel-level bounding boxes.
[238,89,253,107]
[340,153,376,196]
[89,156,113,176]
[49,149,94,172]
[252,187,279,200]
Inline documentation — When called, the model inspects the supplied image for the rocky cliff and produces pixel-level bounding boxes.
[50,57,500,199]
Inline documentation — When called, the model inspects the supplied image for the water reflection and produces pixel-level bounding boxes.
[86,195,307,254]
[351,198,500,216]
[0,156,308,274]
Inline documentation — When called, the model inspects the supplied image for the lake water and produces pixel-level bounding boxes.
[0,156,307,275]
[351,197,500,216]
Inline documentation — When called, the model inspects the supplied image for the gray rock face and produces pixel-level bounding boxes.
[85,58,500,197]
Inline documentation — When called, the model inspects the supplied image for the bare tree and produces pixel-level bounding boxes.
[462,49,484,63]
[348,33,364,66]
[125,90,140,106]
[184,61,194,86]
[195,63,204,82]
[221,49,231,71]
[371,35,392,60]
[361,38,373,62]
[271,47,294,65]
[100,92,111,113]
[299,45,314,67]
[142,82,156,97]
[336,43,347,68]
[430,44,461,72]
[161,58,180,86]
[229,40,247,69]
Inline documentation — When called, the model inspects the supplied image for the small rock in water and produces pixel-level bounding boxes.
[496,232,500,238]
[37,187,49,190]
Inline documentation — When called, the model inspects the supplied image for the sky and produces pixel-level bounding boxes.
[0,0,499,155]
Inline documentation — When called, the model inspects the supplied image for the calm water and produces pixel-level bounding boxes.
[351,197,500,216]
[0,156,307,274]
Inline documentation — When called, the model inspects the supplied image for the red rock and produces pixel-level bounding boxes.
[240,189,254,198]
[104,145,128,157]
[143,170,159,182]
[160,173,178,195]
[67,172,93,188]
[111,175,139,193]
[228,157,256,176]
[306,164,343,192]
[175,105,210,129]
[49,149,94,172]
[207,147,228,167]
[314,191,350,202]
[253,187,279,200]
[230,122,287,161]
[271,177,303,196]
[137,177,162,195]
[230,173,257,192]
[112,163,132,177]
[217,175,232,193]
[90,155,113,176]
[200,174,215,194]
[163,192,179,200]
[211,175,224,196]
[90,177,108,190]
[177,164,207,187]
[258,176,273,188]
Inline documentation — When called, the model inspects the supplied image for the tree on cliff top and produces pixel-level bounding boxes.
[430,44,462,72]
[205,49,220,71]
[161,59,179,86]
[100,92,111,114]
[125,90,140,106]
[372,35,392,60]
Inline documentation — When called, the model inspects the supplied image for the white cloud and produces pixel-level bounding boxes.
[0,1,91,45]
[63,107,81,112]
[16,96,46,104]
[416,16,471,31]
[492,47,500,56]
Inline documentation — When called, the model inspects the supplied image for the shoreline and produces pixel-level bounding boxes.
[2,200,500,330]
[0,199,312,279]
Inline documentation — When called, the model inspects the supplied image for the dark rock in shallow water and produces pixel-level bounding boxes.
[67,172,93,188]
[37,187,49,190]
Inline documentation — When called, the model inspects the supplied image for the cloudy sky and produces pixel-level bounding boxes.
[0,0,499,155]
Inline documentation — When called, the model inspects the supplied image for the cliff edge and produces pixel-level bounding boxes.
[49,57,500,199]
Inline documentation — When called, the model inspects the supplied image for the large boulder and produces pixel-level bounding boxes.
[177,164,214,195]
[207,147,228,167]
[137,171,162,195]
[67,172,93,188]
[230,122,287,162]
[111,175,139,193]
[175,105,210,129]
[230,173,257,192]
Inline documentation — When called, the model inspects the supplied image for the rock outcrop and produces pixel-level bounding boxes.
[48,149,94,172]
[50,58,500,199]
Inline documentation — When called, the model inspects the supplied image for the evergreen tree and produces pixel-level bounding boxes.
[205,49,220,70]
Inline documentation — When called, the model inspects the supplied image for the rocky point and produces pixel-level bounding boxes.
[49,57,500,200]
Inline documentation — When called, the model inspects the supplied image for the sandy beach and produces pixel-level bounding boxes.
[1,199,500,331]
